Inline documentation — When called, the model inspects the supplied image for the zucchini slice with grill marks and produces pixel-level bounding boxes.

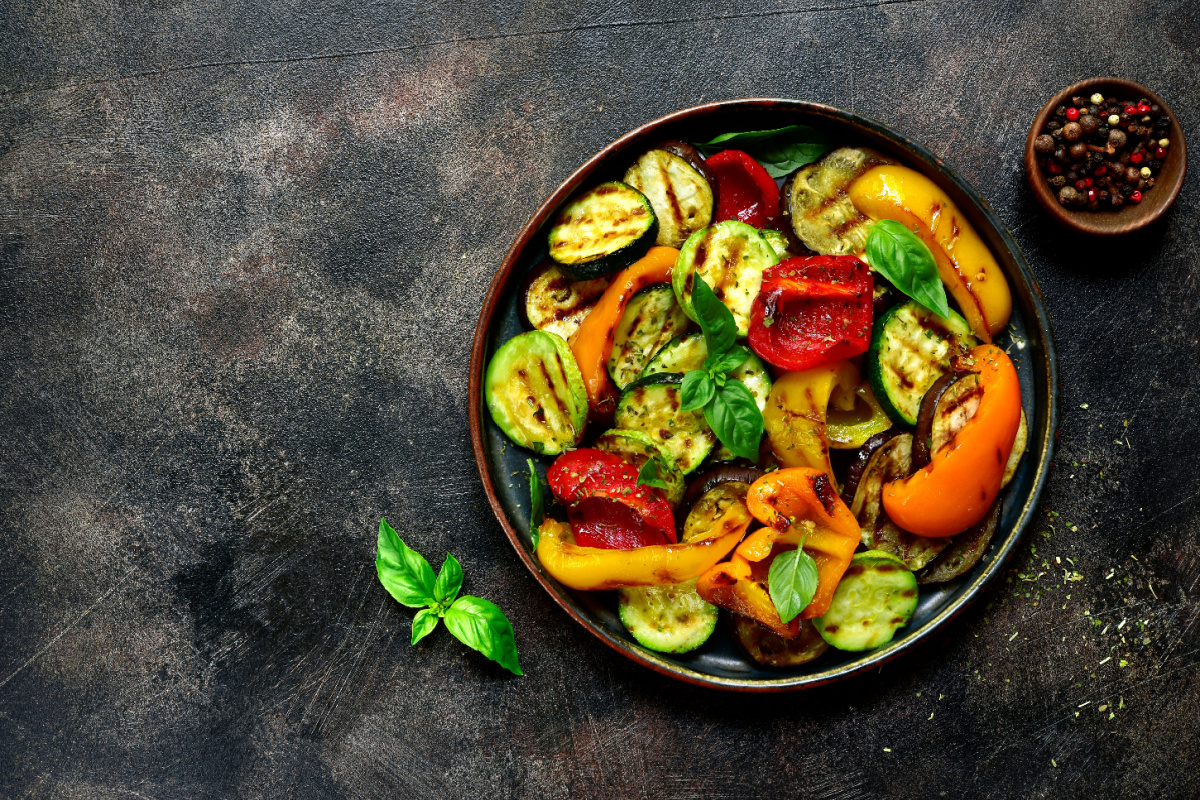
[783,146,894,256]
[639,332,771,463]
[594,428,686,506]
[672,221,778,337]
[606,283,690,390]
[484,330,587,455]
[867,300,977,426]
[623,148,715,248]
[813,550,918,651]
[522,262,610,341]
[614,373,714,474]
[548,181,657,280]
[618,578,718,654]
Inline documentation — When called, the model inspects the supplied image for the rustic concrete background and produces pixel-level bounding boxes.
[2,1,1198,797]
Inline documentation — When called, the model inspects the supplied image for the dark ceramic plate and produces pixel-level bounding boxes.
[469,99,1059,691]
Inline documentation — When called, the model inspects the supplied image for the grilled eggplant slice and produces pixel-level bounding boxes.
[913,370,1028,489]
[867,300,977,426]
[522,262,610,340]
[548,181,658,280]
[917,501,1001,584]
[680,479,755,542]
[623,146,715,248]
[614,373,715,473]
[783,146,894,255]
[847,432,949,570]
[484,330,588,455]
[672,221,779,337]
[594,428,686,507]
[606,283,690,390]
[733,614,829,667]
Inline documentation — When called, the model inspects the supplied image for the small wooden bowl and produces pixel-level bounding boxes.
[1025,78,1187,235]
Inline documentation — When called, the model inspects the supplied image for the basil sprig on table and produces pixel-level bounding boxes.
[679,277,764,461]
[693,125,832,178]
[376,518,522,676]
[865,220,951,318]
[768,537,820,624]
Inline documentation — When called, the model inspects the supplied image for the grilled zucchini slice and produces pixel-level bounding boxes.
[672,221,778,337]
[783,147,894,256]
[867,300,977,426]
[594,428,686,506]
[639,332,771,463]
[618,578,718,654]
[760,228,791,259]
[606,284,690,390]
[484,330,587,455]
[522,262,610,341]
[548,181,658,280]
[813,550,918,651]
[614,373,714,474]
[624,148,715,248]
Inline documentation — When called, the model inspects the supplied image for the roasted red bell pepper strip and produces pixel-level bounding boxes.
[706,150,780,229]
[547,448,675,547]
[748,255,873,372]
[882,345,1022,537]
[569,246,677,416]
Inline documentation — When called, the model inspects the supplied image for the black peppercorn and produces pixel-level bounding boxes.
[1149,159,1163,171]
[1087,105,1099,116]
[1049,175,1066,188]
[1065,170,1079,182]
[1034,134,1055,154]
[1156,116,1170,129]
[1055,105,1067,117]
[1071,96,1086,107]
[1054,147,1067,161]
[1063,122,1082,142]
[1119,111,1133,126]
[1150,104,1162,115]
[1047,120,1062,131]
[1111,192,1124,208]
[1096,125,1109,139]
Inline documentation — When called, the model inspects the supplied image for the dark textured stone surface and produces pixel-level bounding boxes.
[2,1,1198,797]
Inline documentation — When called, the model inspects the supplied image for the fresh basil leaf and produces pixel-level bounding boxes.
[706,344,751,375]
[411,607,440,645]
[865,220,951,318]
[376,518,436,608]
[444,595,523,676]
[680,369,716,411]
[694,125,832,178]
[527,458,544,552]
[433,552,463,607]
[704,380,763,461]
[636,458,671,491]
[768,547,820,623]
[689,276,737,358]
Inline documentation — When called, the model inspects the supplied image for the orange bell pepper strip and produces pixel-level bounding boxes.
[536,500,749,590]
[882,344,1022,537]
[697,467,861,634]
[743,467,862,619]
[568,246,678,415]
[697,553,799,638]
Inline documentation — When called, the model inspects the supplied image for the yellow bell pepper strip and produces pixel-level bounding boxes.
[536,502,749,591]
[743,468,863,619]
[847,165,1012,343]
[882,345,1022,537]
[826,383,893,449]
[568,246,678,416]
[762,360,859,479]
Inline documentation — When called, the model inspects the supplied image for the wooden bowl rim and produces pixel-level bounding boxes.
[469,98,1060,691]
[1024,77,1188,236]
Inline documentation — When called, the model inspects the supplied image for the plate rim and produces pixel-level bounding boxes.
[468,98,1060,691]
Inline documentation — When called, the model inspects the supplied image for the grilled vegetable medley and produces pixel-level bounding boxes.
[485,132,1026,665]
